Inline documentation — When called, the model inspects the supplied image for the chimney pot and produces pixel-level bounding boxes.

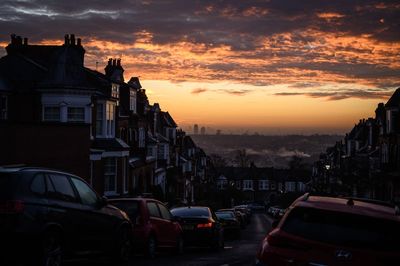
[77,38,81,46]
[117,59,121,66]
[64,34,70,45]
[23,37,28,45]
[108,58,112,66]
[112,59,116,66]
[70,34,75,45]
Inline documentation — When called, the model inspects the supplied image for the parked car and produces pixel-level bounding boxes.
[267,205,286,218]
[215,211,241,239]
[0,167,132,266]
[218,208,247,228]
[234,206,252,224]
[256,194,400,266]
[170,206,224,250]
[109,197,183,258]
[247,202,265,212]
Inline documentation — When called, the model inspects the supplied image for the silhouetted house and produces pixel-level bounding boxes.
[312,88,400,203]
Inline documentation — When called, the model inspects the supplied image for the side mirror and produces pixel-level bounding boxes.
[98,196,108,208]
[271,220,279,229]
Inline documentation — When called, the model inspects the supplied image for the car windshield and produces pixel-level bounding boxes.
[111,200,140,220]
[282,207,400,251]
[216,212,235,219]
[170,207,210,217]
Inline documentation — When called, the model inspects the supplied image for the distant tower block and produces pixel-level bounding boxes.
[194,124,199,135]
[200,126,206,135]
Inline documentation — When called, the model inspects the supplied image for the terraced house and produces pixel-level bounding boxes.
[0,34,209,204]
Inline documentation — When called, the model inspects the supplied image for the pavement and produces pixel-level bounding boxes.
[65,213,273,266]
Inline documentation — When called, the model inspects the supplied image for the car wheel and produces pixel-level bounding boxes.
[146,235,157,258]
[115,227,132,262]
[42,232,62,266]
[175,236,184,255]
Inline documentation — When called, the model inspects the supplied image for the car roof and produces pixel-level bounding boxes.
[171,206,209,210]
[0,166,80,177]
[294,195,399,221]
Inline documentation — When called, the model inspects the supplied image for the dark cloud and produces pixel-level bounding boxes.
[191,88,208,94]
[275,89,394,100]
[219,89,253,96]
[0,0,399,92]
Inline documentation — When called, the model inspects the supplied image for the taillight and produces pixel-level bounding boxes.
[197,222,213,228]
[0,200,25,214]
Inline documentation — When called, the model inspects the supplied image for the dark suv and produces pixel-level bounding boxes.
[0,167,133,266]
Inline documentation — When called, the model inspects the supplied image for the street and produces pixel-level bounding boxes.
[66,213,273,266]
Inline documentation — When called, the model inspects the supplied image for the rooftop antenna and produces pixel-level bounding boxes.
[95,61,99,71]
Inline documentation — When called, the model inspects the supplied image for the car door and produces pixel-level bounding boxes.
[69,176,116,253]
[45,173,86,253]
[146,201,166,245]
[157,203,176,246]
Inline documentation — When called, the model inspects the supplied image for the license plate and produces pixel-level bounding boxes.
[182,224,194,230]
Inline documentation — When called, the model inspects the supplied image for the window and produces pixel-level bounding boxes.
[111,201,140,221]
[270,181,276,190]
[96,103,104,136]
[106,103,115,137]
[111,83,119,99]
[285,182,296,192]
[71,178,98,206]
[43,106,60,121]
[259,180,269,190]
[67,107,85,122]
[104,158,117,194]
[0,95,7,120]
[129,89,136,113]
[158,203,172,220]
[30,174,46,195]
[147,202,161,218]
[217,179,228,190]
[243,180,253,190]
[47,174,77,202]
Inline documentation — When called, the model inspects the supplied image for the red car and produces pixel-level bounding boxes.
[256,194,400,266]
[110,198,183,258]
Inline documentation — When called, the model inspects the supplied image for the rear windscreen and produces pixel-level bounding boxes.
[170,207,210,217]
[282,207,400,251]
[111,201,140,220]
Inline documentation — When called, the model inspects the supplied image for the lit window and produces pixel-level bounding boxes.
[104,158,117,194]
[67,107,85,122]
[106,103,115,137]
[43,106,60,121]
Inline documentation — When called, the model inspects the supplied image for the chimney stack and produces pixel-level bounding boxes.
[108,58,112,66]
[10,34,16,45]
[112,59,116,66]
[16,36,22,45]
[70,34,75,45]
[23,37,28,45]
[64,34,70,45]
[117,59,121,66]
[77,38,81,46]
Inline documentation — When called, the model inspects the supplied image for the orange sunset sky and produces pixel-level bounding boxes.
[1,0,399,134]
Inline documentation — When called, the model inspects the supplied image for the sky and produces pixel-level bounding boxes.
[0,0,399,134]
